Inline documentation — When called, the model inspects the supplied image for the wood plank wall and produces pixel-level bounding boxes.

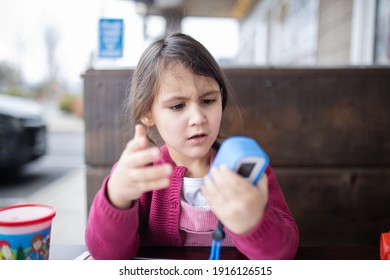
[83,67,390,246]
[317,0,353,64]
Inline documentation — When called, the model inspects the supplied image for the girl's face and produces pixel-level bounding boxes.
[146,63,222,167]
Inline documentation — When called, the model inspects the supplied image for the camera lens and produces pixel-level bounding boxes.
[237,163,255,178]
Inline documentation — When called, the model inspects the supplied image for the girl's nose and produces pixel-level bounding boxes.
[189,105,206,126]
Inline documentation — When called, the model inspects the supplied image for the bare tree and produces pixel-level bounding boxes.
[0,62,22,88]
[44,24,60,98]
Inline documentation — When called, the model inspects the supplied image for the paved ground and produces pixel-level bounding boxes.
[44,103,87,245]
[43,101,84,133]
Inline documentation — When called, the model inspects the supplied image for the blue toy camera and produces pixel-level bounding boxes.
[210,136,269,185]
[208,136,270,260]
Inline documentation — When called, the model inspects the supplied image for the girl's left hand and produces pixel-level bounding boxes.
[203,165,269,235]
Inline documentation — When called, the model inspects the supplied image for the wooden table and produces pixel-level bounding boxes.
[136,246,380,260]
[49,244,380,260]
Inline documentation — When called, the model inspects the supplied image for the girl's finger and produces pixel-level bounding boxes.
[123,146,161,168]
[128,164,172,182]
[124,124,150,153]
[203,175,230,209]
[131,177,171,193]
[255,173,269,200]
[209,166,249,198]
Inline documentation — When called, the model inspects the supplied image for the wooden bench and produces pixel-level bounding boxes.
[83,67,390,246]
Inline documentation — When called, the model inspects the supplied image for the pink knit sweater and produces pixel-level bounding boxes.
[85,145,299,260]
[179,201,235,246]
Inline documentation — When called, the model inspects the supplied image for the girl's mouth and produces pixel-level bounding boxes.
[188,133,207,144]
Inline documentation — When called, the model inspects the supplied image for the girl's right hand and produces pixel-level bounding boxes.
[107,124,173,209]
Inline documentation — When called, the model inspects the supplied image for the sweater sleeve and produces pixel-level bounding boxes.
[227,166,299,260]
[85,173,141,260]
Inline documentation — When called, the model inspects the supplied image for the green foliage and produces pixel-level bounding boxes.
[59,94,77,114]
[4,86,25,97]
[59,94,83,117]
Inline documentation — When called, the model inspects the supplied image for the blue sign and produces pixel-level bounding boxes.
[99,18,124,58]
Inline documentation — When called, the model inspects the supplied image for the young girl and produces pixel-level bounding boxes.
[85,33,299,260]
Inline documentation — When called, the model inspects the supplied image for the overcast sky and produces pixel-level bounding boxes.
[0,0,238,91]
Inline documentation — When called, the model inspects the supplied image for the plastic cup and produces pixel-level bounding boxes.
[0,204,56,260]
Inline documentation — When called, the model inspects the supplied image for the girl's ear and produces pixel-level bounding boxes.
[141,114,155,127]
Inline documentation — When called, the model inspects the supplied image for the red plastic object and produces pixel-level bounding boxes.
[380,231,390,260]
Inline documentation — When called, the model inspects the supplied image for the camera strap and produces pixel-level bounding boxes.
[209,220,225,260]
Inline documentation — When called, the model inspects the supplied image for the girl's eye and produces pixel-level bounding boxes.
[202,99,216,105]
[169,103,185,111]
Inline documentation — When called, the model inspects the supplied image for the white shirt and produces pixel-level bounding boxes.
[180,177,210,209]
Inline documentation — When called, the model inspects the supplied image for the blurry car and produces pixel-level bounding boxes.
[0,94,47,172]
